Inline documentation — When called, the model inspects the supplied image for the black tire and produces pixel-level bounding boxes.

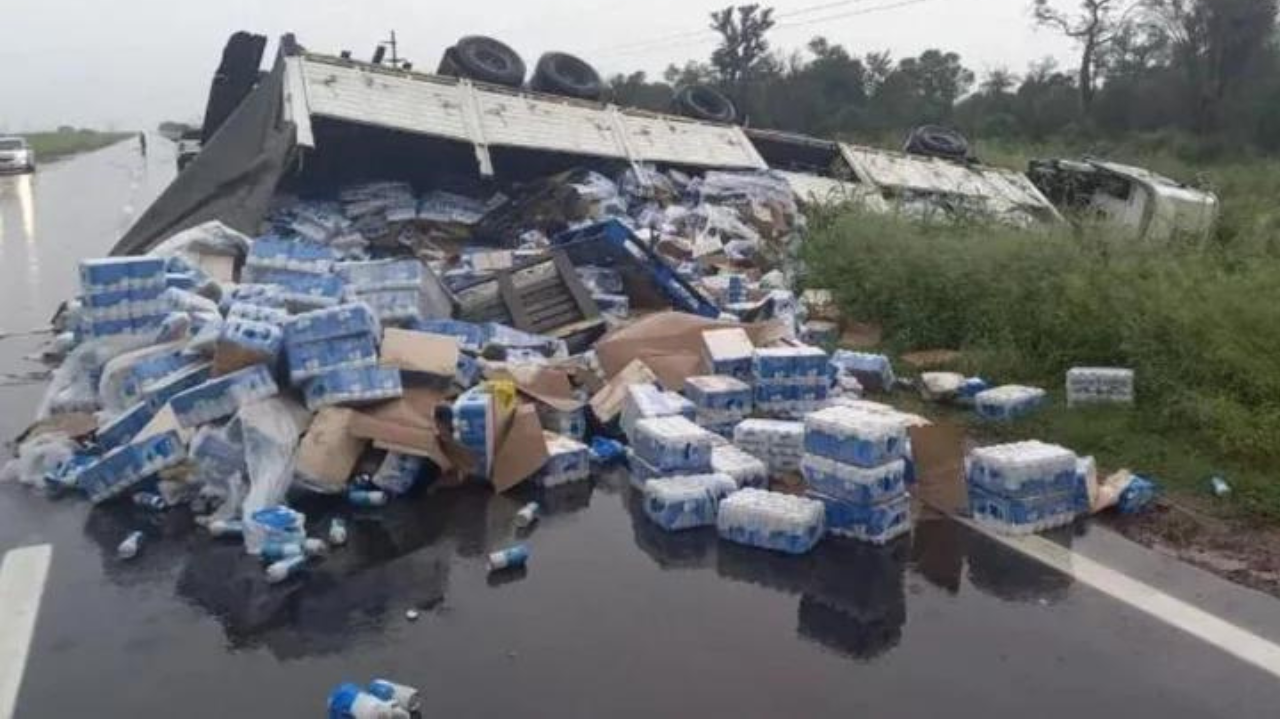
[671,85,737,124]
[903,125,970,161]
[436,35,525,87]
[529,52,604,101]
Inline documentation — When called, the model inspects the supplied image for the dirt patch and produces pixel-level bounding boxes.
[1104,497,1280,598]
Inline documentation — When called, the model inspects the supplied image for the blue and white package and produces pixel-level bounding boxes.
[221,283,289,313]
[711,444,769,489]
[974,385,1047,421]
[337,258,423,291]
[285,303,380,347]
[752,346,829,380]
[733,419,804,474]
[829,351,896,390]
[414,319,485,352]
[304,365,403,410]
[701,327,754,381]
[592,292,630,318]
[801,455,907,506]
[575,265,624,294]
[536,433,590,488]
[717,488,826,555]
[643,473,738,531]
[170,364,279,428]
[803,405,908,468]
[372,452,425,495]
[626,448,669,487]
[683,374,752,433]
[251,269,346,310]
[227,301,291,325]
[356,288,421,324]
[631,416,716,474]
[327,683,404,720]
[620,383,695,441]
[79,430,187,504]
[969,485,1083,535]
[287,334,379,383]
[965,441,1080,498]
[245,505,307,555]
[1066,367,1135,406]
[79,256,166,294]
[453,387,494,478]
[142,362,213,408]
[537,404,586,440]
[96,400,158,451]
[218,318,284,359]
[117,349,202,406]
[811,491,912,544]
[244,236,336,275]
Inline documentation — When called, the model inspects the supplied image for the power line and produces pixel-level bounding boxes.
[587,0,882,56]
[596,0,943,60]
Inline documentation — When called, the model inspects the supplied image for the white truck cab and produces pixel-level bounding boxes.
[1028,158,1219,242]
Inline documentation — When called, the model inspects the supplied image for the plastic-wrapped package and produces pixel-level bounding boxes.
[218,318,284,360]
[372,452,425,495]
[803,405,908,468]
[0,432,79,488]
[733,419,804,474]
[717,488,825,555]
[620,383,696,441]
[239,398,310,520]
[801,455,907,506]
[684,375,752,423]
[453,387,494,479]
[974,385,1047,420]
[830,350,895,390]
[701,328,754,382]
[303,365,403,410]
[96,400,158,451]
[287,334,379,383]
[78,430,187,504]
[631,416,716,474]
[965,441,1080,497]
[1066,367,1135,406]
[710,444,769,489]
[537,404,586,440]
[535,433,590,488]
[142,362,213,409]
[285,303,380,347]
[38,334,154,419]
[574,265,624,295]
[969,486,1083,535]
[227,302,290,325]
[243,236,336,276]
[336,259,424,291]
[417,190,491,225]
[243,505,307,556]
[96,340,191,413]
[812,492,911,545]
[188,423,247,522]
[643,473,738,531]
[170,364,279,428]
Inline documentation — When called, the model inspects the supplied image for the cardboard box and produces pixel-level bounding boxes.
[380,328,460,377]
[295,408,367,493]
[590,359,658,423]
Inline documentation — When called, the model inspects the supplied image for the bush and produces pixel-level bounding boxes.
[802,208,1280,518]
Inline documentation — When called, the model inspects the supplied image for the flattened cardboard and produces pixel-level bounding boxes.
[593,311,784,381]
[490,403,549,493]
[381,328,459,377]
[16,412,97,444]
[490,365,583,413]
[295,408,367,493]
[211,342,271,377]
[908,423,968,514]
[590,359,657,423]
[196,253,236,284]
[348,389,449,468]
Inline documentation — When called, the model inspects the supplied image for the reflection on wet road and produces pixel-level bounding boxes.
[3,144,1280,717]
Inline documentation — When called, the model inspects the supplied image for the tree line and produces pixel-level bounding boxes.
[607,0,1280,152]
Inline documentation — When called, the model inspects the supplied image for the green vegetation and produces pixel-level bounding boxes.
[801,151,1280,522]
[21,129,134,161]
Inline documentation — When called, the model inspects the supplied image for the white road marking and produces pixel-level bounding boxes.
[961,519,1280,680]
[0,544,52,718]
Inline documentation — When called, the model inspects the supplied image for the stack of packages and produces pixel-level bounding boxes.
[801,406,912,544]
[974,385,1047,420]
[533,432,591,489]
[620,383,695,444]
[336,259,424,326]
[285,304,401,411]
[78,257,170,340]
[752,346,830,418]
[716,488,826,555]
[630,415,736,531]
[452,384,498,480]
[732,419,804,475]
[241,237,345,310]
[967,441,1088,535]
[682,375,752,437]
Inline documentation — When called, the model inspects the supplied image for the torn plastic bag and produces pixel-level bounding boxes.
[0,432,78,488]
[38,334,153,419]
[147,220,251,266]
[190,422,248,524]
[238,397,311,522]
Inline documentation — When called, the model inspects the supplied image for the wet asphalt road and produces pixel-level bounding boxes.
[3,142,1280,717]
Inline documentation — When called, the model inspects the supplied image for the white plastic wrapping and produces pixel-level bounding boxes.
[0,432,77,487]
[238,397,310,519]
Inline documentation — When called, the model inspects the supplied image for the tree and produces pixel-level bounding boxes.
[980,68,1021,96]
[709,4,778,90]
[1032,0,1137,112]
[874,50,975,126]
[1145,0,1280,131]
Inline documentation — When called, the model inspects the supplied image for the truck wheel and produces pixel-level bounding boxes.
[904,125,970,161]
[437,36,525,88]
[671,85,737,124]
[529,52,604,101]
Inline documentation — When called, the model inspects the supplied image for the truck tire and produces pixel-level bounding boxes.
[904,125,970,161]
[437,36,525,88]
[529,52,604,101]
[671,85,737,124]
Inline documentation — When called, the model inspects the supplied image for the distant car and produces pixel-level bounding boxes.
[176,130,202,171]
[0,136,35,173]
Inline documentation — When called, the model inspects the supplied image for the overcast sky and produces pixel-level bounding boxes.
[0,0,1076,132]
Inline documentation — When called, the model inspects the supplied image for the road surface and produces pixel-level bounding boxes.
[2,140,1279,717]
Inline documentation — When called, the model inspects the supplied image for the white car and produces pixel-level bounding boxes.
[0,136,35,173]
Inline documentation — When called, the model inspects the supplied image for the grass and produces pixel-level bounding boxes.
[801,169,1280,523]
[20,129,134,161]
